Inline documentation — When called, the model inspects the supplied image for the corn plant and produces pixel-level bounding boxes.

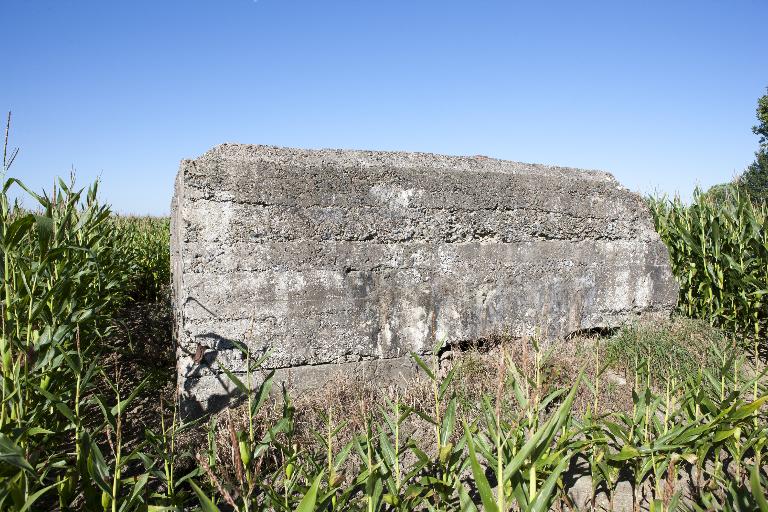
[409,343,469,510]
[649,187,768,345]
[0,176,133,510]
[462,343,581,512]
[139,395,200,510]
[579,339,768,512]
[112,216,170,302]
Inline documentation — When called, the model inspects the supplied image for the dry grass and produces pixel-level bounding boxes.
[202,316,729,483]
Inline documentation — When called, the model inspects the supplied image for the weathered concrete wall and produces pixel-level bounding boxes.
[172,144,678,416]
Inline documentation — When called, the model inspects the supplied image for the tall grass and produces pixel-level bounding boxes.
[648,187,768,344]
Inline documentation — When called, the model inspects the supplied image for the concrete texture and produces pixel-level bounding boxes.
[171,144,678,416]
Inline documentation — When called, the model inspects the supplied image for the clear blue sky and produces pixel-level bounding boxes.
[3,0,766,215]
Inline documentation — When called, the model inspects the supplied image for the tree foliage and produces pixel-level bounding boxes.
[752,88,768,148]
[739,150,768,205]
[738,88,768,204]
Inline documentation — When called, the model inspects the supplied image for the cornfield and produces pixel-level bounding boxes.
[0,177,171,510]
[0,175,765,511]
[648,186,768,343]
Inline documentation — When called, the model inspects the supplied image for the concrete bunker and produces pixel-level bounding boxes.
[171,144,678,416]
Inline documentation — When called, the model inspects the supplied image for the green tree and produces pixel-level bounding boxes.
[702,182,737,204]
[752,88,768,147]
[737,88,768,204]
[739,151,768,203]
